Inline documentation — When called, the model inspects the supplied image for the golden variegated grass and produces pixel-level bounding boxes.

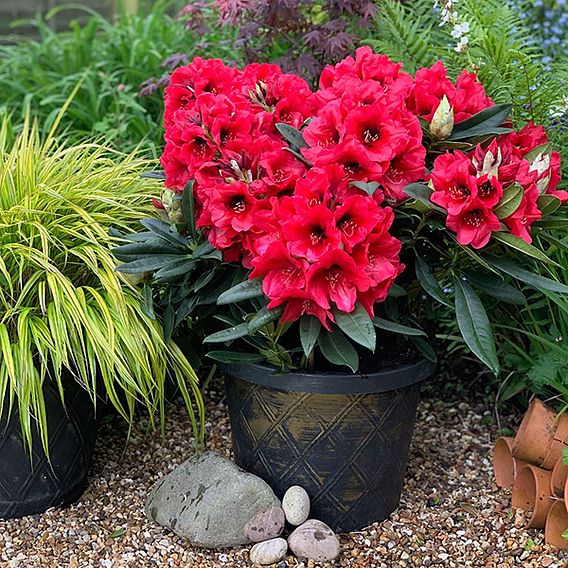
[0,112,204,454]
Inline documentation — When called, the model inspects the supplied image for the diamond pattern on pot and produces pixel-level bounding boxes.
[225,377,422,532]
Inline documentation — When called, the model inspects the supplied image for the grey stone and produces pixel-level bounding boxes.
[288,519,340,562]
[145,451,280,548]
[244,507,285,542]
[249,537,288,565]
[282,485,310,526]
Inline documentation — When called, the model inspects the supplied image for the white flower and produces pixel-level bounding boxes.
[451,21,470,38]
[454,36,469,53]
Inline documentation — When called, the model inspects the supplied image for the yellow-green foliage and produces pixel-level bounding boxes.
[0,113,204,454]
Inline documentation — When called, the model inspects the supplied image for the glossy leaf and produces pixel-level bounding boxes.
[493,232,558,265]
[116,255,185,274]
[300,316,321,357]
[449,104,512,140]
[206,351,264,363]
[140,218,188,246]
[410,336,437,363]
[318,329,359,372]
[464,272,526,305]
[204,323,249,343]
[493,184,523,219]
[140,171,166,180]
[537,194,561,216]
[349,181,381,196]
[275,122,308,149]
[217,279,264,305]
[487,257,568,294]
[372,317,427,337]
[182,179,197,240]
[454,277,499,375]
[153,259,196,282]
[415,256,452,307]
[247,306,283,334]
[335,304,376,350]
[403,182,445,213]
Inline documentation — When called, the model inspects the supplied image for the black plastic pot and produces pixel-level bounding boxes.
[223,357,434,532]
[0,377,97,519]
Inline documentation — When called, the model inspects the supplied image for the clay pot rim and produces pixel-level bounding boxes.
[514,399,555,447]
[512,464,554,529]
[493,437,515,489]
[551,457,568,499]
[544,499,568,548]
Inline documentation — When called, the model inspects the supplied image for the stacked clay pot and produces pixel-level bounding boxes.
[492,399,568,548]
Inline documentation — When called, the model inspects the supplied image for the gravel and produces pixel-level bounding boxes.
[1,374,567,568]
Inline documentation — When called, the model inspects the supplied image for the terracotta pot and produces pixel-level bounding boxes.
[512,464,554,528]
[551,457,568,499]
[493,436,528,488]
[544,500,568,548]
[512,399,568,468]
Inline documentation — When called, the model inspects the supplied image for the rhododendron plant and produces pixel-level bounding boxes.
[116,48,567,375]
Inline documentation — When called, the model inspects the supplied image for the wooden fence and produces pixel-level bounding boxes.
[0,0,140,39]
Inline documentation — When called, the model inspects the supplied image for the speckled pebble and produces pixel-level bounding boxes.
[288,519,340,562]
[244,506,285,542]
[282,485,310,526]
[249,537,287,565]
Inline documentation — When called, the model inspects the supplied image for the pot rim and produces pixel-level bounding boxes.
[220,357,435,394]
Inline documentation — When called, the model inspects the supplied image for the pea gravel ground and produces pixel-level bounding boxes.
[1,372,567,568]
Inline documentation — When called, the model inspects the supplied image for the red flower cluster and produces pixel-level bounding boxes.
[430,122,564,248]
[159,49,563,325]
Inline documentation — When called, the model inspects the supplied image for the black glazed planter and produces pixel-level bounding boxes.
[223,357,435,532]
[0,377,97,519]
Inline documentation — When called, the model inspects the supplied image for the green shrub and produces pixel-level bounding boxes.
[0,109,204,453]
[0,1,241,155]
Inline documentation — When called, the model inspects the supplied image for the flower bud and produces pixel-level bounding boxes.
[162,188,185,225]
[430,95,454,140]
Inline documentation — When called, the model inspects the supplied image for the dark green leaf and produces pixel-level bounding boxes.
[182,179,197,240]
[247,306,283,334]
[372,317,427,337]
[486,257,568,294]
[318,329,359,372]
[204,323,250,343]
[206,351,264,364]
[537,194,561,216]
[403,183,445,213]
[140,171,166,180]
[415,256,452,307]
[192,268,217,292]
[163,302,175,343]
[141,284,155,319]
[175,295,198,326]
[217,279,264,305]
[388,283,407,297]
[140,218,188,246]
[494,184,523,219]
[116,255,185,274]
[113,236,186,259]
[335,304,376,350]
[300,316,321,357]
[349,181,381,196]
[493,232,558,265]
[275,122,308,149]
[453,277,499,375]
[192,240,214,259]
[153,259,196,282]
[449,104,512,140]
[410,336,437,363]
[464,272,526,305]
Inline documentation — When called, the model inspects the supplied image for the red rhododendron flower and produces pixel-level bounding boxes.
[159,51,562,335]
[250,241,308,299]
[446,202,501,249]
[283,202,342,262]
[269,289,333,330]
[307,249,371,312]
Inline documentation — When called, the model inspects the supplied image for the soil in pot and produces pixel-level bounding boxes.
[223,355,434,532]
[0,376,97,519]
